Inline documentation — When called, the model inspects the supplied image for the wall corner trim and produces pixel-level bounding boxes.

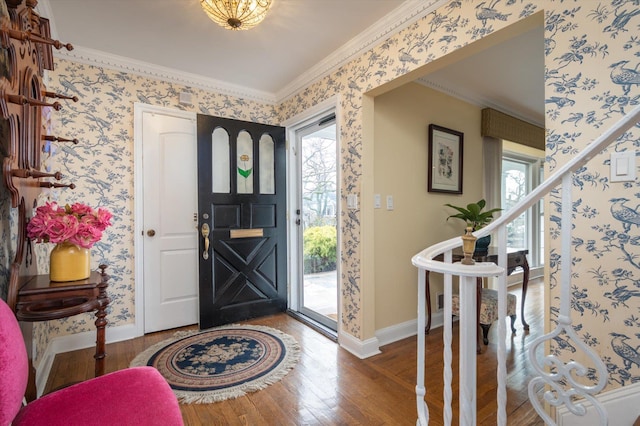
[338,330,381,359]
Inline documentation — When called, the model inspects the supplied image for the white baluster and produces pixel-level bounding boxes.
[459,274,477,426]
[416,266,429,425]
[443,250,453,426]
[496,227,507,426]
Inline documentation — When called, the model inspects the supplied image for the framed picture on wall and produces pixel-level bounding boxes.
[428,124,463,194]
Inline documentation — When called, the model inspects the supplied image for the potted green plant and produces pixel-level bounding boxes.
[444,199,502,255]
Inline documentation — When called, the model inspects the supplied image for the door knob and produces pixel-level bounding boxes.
[201,223,210,260]
[147,229,156,237]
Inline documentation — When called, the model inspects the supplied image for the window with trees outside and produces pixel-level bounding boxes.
[502,154,544,268]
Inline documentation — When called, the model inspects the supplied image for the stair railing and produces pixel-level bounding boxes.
[412,103,640,426]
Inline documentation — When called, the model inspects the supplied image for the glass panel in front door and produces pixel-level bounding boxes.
[237,130,253,194]
[211,127,230,193]
[259,134,275,194]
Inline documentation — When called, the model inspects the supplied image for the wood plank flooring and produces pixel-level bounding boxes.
[45,279,545,425]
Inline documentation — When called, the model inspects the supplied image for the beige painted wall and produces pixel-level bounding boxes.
[373,82,484,330]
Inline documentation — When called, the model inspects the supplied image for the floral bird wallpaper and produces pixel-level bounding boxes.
[0,0,638,400]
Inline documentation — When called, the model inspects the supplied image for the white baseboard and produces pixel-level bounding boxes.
[338,330,381,359]
[556,381,640,425]
[376,319,417,346]
[34,346,55,397]
[35,323,139,396]
[375,311,445,347]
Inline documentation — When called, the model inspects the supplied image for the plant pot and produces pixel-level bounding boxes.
[50,242,91,282]
[475,235,491,255]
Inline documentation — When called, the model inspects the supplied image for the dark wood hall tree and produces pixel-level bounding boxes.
[0,0,110,397]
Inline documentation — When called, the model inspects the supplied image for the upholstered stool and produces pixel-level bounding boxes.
[451,288,517,345]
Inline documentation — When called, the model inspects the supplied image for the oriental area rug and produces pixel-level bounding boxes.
[130,324,300,404]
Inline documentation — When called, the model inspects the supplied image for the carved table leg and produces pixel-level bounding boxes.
[425,271,432,334]
[94,265,110,377]
[94,304,107,377]
[520,258,530,331]
[476,278,482,354]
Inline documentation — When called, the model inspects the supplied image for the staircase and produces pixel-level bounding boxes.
[412,104,640,426]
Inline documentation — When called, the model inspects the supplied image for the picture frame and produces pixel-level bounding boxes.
[428,124,463,194]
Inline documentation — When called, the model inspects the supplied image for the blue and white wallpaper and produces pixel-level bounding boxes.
[278,0,640,392]
[32,61,280,362]
[0,0,634,394]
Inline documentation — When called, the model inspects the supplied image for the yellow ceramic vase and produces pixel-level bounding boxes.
[49,242,91,282]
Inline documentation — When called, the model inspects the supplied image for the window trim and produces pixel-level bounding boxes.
[502,151,544,268]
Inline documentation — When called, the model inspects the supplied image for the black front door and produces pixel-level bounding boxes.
[197,114,287,329]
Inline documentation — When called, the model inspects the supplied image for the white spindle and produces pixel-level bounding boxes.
[416,267,429,425]
[443,251,453,426]
[496,227,508,426]
[459,274,477,426]
[560,174,572,317]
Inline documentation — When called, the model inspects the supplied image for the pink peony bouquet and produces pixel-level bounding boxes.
[27,202,113,249]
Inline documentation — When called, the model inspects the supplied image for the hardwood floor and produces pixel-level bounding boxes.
[45,279,545,425]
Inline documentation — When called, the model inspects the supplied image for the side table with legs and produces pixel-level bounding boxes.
[14,265,110,378]
[424,249,529,334]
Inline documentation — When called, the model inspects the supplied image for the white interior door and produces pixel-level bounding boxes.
[142,111,198,333]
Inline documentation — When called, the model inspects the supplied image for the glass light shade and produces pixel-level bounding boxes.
[200,0,273,31]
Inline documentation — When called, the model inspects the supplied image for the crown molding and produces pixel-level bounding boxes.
[54,46,278,104]
[37,0,277,104]
[36,0,447,106]
[276,0,447,102]
[416,77,545,128]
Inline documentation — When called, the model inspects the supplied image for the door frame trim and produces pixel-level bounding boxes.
[283,95,342,335]
[133,103,197,337]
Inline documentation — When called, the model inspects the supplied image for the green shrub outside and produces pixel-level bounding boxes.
[303,225,337,274]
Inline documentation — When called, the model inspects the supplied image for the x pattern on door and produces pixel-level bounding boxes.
[197,114,287,329]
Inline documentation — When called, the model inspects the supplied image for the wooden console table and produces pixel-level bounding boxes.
[424,248,529,333]
[14,265,110,377]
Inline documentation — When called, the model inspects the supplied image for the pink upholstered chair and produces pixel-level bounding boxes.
[0,298,184,426]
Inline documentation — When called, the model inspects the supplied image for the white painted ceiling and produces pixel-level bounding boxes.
[42,0,544,126]
[44,0,407,96]
[419,25,545,127]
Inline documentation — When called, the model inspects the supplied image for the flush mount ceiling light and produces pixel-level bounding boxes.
[200,0,273,31]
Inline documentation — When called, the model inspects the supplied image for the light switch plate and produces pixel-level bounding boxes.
[374,194,381,209]
[610,151,636,182]
[347,194,358,209]
[386,195,394,210]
